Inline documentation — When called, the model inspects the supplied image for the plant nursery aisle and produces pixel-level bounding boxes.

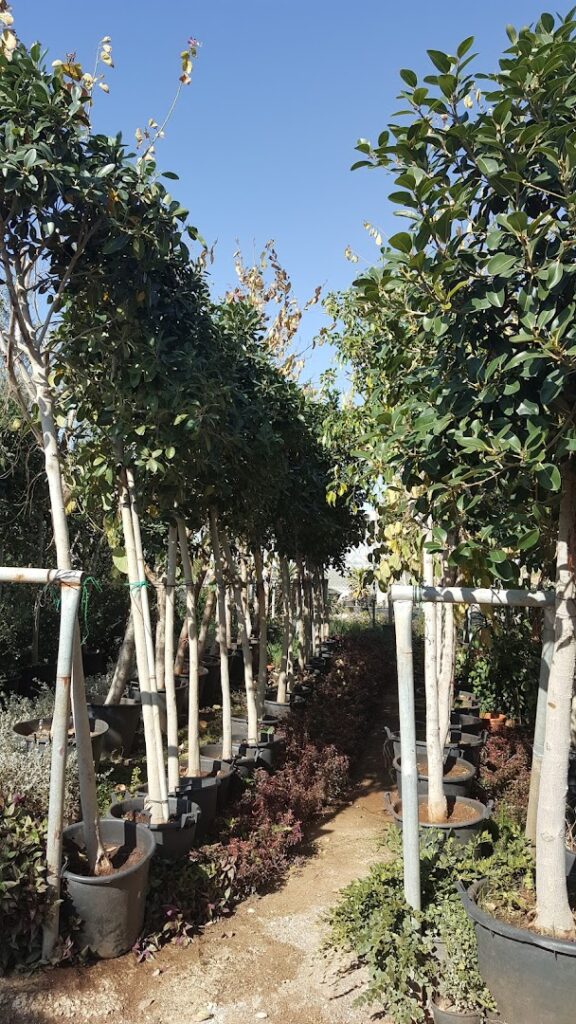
[0,730,390,1024]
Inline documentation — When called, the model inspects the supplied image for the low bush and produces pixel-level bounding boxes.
[479,727,532,823]
[0,796,51,973]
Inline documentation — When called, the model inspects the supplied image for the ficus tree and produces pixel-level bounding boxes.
[344,9,576,935]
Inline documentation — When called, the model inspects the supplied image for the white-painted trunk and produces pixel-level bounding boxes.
[198,585,216,664]
[105,612,135,705]
[536,463,576,937]
[254,548,268,714]
[118,470,168,823]
[240,553,252,639]
[225,586,233,648]
[294,562,306,672]
[526,606,555,844]
[155,579,166,692]
[277,555,294,703]
[437,603,455,751]
[422,522,446,823]
[221,531,259,746]
[164,525,180,793]
[209,511,232,761]
[177,518,201,777]
[34,369,105,868]
[174,615,189,676]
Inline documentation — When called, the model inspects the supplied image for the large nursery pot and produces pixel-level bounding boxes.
[108,795,200,859]
[456,731,487,767]
[174,772,220,840]
[240,737,284,770]
[453,690,480,714]
[392,755,476,799]
[62,818,155,959]
[13,715,109,768]
[384,726,460,764]
[263,698,291,720]
[430,998,481,1024]
[387,794,492,846]
[87,698,141,756]
[458,879,576,1024]
[200,755,232,808]
[451,711,483,736]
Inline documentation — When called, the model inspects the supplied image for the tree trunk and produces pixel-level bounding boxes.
[34,369,106,869]
[125,467,168,814]
[254,548,268,713]
[239,552,252,639]
[294,560,306,672]
[164,525,180,793]
[174,616,189,676]
[118,469,168,823]
[155,577,166,692]
[209,510,232,761]
[221,531,259,746]
[225,586,233,648]
[277,555,294,703]
[536,462,576,937]
[198,585,216,664]
[177,518,201,777]
[105,611,135,705]
[312,566,323,656]
[422,520,446,823]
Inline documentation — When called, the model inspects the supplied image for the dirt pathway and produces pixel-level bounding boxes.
[1,725,392,1024]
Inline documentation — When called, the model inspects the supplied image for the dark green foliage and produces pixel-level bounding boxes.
[457,610,541,723]
[0,797,50,973]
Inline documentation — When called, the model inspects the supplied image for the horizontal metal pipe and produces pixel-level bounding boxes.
[390,585,554,608]
[0,567,84,586]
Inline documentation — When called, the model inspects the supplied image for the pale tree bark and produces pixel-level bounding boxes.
[536,462,576,938]
[198,583,216,663]
[177,518,201,777]
[105,611,135,705]
[221,531,259,746]
[126,467,168,813]
[321,575,330,640]
[164,525,179,793]
[174,615,189,676]
[277,555,294,703]
[34,367,107,870]
[422,519,446,823]
[118,469,168,823]
[209,510,232,760]
[239,552,252,639]
[154,575,166,692]
[312,566,323,656]
[254,548,268,713]
[294,560,306,672]
[298,558,313,662]
[225,586,233,648]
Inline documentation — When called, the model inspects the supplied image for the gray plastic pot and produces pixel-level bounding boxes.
[458,878,576,1024]
[384,726,460,764]
[108,795,200,859]
[174,773,220,840]
[393,755,476,798]
[13,715,109,768]
[456,731,487,767]
[451,712,483,736]
[87,698,141,756]
[200,755,232,808]
[430,999,481,1024]
[240,737,284,769]
[62,818,155,958]
[387,794,492,846]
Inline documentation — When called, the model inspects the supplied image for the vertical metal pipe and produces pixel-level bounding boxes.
[394,599,421,910]
[42,579,82,960]
[526,605,555,843]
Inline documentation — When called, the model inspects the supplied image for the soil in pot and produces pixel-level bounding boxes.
[389,795,491,845]
[460,879,576,1024]
[62,819,155,958]
[393,755,476,799]
[430,997,481,1024]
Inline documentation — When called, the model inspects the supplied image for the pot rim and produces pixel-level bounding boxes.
[391,794,491,829]
[393,754,477,783]
[458,878,576,955]
[62,820,155,884]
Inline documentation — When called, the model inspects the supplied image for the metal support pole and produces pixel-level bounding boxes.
[394,599,421,911]
[390,584,554,608]
[42,577,83,960]
[526,605,555,843]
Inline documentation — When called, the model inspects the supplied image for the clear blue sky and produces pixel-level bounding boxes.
[18,1,554,381]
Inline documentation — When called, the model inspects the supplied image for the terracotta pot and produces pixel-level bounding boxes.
[481,712,506,733]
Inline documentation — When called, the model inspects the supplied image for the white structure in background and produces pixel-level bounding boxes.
[329,507,387,607]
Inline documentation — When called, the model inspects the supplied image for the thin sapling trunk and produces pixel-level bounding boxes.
[254,548,268,713]
[164,524,180,794]
[210,510,232,761]
[277,555,294,703]
[422,520,446,823]
[105,612,135,705]
[177,517,201,777]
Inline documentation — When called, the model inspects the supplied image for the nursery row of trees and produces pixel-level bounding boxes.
[0,26,365,942]
[325,11,576,938]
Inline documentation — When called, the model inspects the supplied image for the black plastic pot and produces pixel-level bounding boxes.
[174,773,219,840]
[453,690,480,714]
[240,737,284,770]
[200,755,232,808]
[87,698,141,756]
[263,699,291,720]
[234,756,257,779]
[62,818,155,958]
[384,726,460,764]
[200,741,227,759]
[456,731,487,767]
[13,715,109,768]
[393,755,476,798]
[108,795,200,859]
[451,712,483,736]
[388,794,492,846]
[430,999,481,1024]
[459,879,576,1024]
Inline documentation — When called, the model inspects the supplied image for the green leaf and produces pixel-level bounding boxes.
[486,253,518,276]
[427,49,452,73]
[23,148,37,168]
[517,529,540,551]
[457,36,474,58]
[96,163,116,178]
[537,464,561,491]
[400,68,417,87]
[162,171,180,179]
[388,232,412,254]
